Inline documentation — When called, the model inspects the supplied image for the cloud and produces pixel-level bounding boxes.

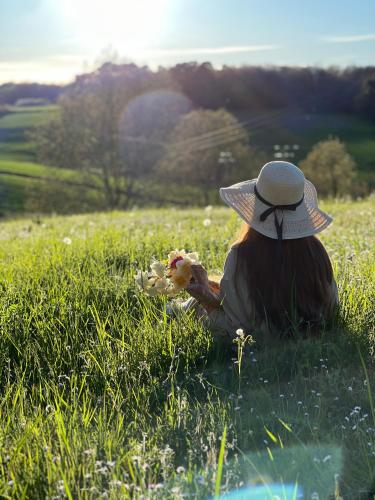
[321,34,375,44]
[0,57,85,84]
[131,44,281,58]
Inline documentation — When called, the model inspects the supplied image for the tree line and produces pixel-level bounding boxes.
[2,63,375,119]
[28,62,363,210]
[0,83,62,106]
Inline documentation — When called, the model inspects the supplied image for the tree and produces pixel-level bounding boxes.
[300,138,356,197]
[31,64,177,208]
[31,87,128,208]
[157,108,266,203]
[118,89,192,180]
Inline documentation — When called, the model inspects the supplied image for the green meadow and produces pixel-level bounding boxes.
[0,200,374,498]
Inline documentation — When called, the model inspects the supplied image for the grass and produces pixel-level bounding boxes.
[0,105,58,162]
[236,111,375,188]
[0,160,207,215]
[0,105,374,185]
[0,105,58,129]
[0,200,374,498]
[0,159,105,215]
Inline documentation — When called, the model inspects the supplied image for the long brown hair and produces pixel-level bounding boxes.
[234,225,334,335]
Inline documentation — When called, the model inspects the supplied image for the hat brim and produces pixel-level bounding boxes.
[220,179,332,240]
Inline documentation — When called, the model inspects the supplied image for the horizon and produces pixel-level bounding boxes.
[1,0,375,85]
[0,59,375,87]
[3,60,375,88]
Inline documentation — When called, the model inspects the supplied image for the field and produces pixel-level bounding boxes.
[0,105,58,162]
[245,112,375,186]
[0,159,105,215]
[0,200,374,498]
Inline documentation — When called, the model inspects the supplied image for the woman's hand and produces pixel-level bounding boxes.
[186,264,221,313]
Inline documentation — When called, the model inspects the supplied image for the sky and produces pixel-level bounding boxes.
[1,0,375,84]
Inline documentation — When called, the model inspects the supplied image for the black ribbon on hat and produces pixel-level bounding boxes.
[254,184,304,242]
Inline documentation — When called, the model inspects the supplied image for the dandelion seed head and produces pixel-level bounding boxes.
[83,448,95,456]
[109,480,122,487]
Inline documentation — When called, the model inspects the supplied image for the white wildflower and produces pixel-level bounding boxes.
[83,448,95,456]
[62,237,72,245]
[134,271,150,291]
[109,480,122,487]
[150,260,165,278]
[154,276,170,292]
[203,218,211,227]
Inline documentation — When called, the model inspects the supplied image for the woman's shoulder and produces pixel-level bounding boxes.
[222,245,240,279]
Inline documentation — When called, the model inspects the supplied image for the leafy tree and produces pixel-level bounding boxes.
[300,138,356,197]
[118,89,192,181]
[157,108,266,203]
[31,64,180,208]
[31,86,127,208]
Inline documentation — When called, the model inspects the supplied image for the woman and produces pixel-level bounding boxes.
[185,161,338,344]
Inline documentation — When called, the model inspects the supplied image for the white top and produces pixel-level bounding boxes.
[207,246,338,343]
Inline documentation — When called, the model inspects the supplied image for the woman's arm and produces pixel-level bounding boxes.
[186,265,221,313]
[186,251,241,343]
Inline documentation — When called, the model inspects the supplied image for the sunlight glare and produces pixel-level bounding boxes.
[62,0,170,55]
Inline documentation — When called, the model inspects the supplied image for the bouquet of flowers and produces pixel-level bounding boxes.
[134,249,200,297]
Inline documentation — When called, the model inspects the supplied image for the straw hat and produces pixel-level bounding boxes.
[220,161,332,240]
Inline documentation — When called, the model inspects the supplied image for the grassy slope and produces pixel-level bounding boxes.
[1,105,374,173]
[0,201,374,498]
[0,159,104,215]
[236,111,375,186]
[0,105,58,162]
[0,105,58,128]
[0,106,374,217]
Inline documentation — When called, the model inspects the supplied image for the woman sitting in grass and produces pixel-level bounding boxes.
[185,161,338,344]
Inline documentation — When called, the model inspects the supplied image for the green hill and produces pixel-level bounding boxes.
[0,106,374,217]
[234,111,375,187]
[0,105,58,162]
[0,159,103,215]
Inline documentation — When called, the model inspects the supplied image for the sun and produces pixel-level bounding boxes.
[61,0,170,56]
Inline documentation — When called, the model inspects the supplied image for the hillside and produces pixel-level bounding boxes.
[0,104,374,217]
[234,111,375,186]
[0,159,103,215]
[0,105,58,162]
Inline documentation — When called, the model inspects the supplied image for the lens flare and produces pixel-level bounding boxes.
[61,0,171,54]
